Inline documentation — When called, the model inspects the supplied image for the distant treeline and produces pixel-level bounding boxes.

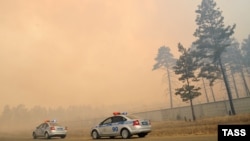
[0,104,117,131]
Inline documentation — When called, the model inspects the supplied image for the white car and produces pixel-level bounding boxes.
[90,112,151,139]
[32,120,67,139]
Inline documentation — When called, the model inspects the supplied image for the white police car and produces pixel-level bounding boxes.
[90,112,151,139]
[32,119,67,139]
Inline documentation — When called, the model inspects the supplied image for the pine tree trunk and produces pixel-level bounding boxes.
[167,68,173,108]
[231,71,239,98]
[240,68,250,96]
[190,99,196,121]
[219,58,236,115]
[202,78,209,102]
[210,86,216,102]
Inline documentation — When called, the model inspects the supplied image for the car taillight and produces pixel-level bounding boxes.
[149,120,151,125]
[133,120,140,126]
[50,126,55,130]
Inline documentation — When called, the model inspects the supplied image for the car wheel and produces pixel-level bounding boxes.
[91,130,100,139]
[45,132,50,139]
[121,129,131,139]
[61,135,66,138]
[138,133,147,138]
[32,132,37,139]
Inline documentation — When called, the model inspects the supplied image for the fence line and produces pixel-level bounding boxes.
[61,97,250,130]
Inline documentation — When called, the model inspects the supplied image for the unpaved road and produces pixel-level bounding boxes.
[0,134,217,141]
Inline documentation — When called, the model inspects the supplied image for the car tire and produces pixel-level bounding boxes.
[61,135,66,139]
[32,132,37,139]
[91,130,100,139]
[138,133,147,138]
[45,132,50,139]
[121,129,131,139]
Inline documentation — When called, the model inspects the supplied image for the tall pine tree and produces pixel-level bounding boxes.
[193,0,236,115]
[153,46,176,108]
[173,43,201,121]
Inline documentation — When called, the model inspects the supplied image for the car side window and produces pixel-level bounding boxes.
[112,117,118,123]
[41,123,46,128]
[121,117,127,122]
[37,123,43,129]
[44,123,48,128]
[112,116,126,123]
[101,117,112,125]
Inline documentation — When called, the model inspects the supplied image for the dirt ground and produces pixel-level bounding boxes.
[0,133,217,141]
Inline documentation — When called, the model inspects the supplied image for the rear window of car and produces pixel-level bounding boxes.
[49,122,60,126]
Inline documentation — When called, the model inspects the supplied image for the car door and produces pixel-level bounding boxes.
[35,123,45,136]
[111,116,126,135]
[98,117,113,135]
[40,123,48,136]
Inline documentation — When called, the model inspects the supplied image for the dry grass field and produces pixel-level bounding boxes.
[71,113,250,137]
[149,113,250,137]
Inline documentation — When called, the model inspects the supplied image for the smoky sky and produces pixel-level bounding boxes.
[0,0,249,112]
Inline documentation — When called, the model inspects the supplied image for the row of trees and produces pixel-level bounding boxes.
[153,0,250,121]
[1,102,157,131]
[0,104,111,131]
